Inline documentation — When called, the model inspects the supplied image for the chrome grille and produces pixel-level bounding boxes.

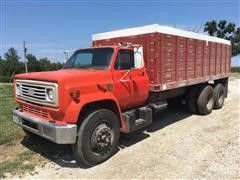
[21,84,46,101]
[15,79,58,107]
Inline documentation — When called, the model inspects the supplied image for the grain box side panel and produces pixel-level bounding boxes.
[221,44,226,74]
[176,36,187,81]
[225,44,228,73]
[92,32,231,93]
[203,41,210,77]
[195,40,204,78]
[145,34,157,84]
[160,33,176,84]
[226,45,231,73]
[216,43,221,74]
[186,38,195,79]
[210,42,217,76]
[145,33,160,85]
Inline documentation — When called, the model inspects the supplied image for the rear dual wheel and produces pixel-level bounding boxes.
[197,85,214,115]
[213,84,225,109]
[187,83,226,115]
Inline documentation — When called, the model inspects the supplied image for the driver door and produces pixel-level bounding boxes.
[111,49,148,110]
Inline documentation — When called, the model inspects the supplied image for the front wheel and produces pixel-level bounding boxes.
[72,109,120,166]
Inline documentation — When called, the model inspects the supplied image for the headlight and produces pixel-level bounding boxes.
[46,88,55,102]
[16,83,21,96]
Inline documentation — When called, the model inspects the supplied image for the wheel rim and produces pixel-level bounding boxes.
[218,88,224,105]
[206,93,214,110]
[90,122,114,156]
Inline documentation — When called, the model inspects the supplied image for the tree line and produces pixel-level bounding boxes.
[0,48,63,82]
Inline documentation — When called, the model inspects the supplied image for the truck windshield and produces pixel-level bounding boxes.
[63,48,114,70]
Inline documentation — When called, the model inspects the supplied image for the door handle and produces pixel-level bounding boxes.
[120,79,130,83]
[138,71,144,76]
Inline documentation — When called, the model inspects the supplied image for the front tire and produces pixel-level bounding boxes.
[72,109,120,166]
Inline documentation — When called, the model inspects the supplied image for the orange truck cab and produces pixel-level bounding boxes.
[12,24,231,166]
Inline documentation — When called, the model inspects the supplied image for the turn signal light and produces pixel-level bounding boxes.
[70,90,80,102]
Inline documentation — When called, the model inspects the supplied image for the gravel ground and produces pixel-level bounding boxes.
[9,78,240,179]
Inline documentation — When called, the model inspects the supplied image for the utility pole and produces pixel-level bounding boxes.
[23,41,28,73]
[63,50,75,63]
[63,51,68,63]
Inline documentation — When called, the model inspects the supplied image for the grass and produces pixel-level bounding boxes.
[17,151,36,161]
[0,83,24,145]
[231,73,240,78]
[0,83,37,178]
[0,83,51,178]
[0,151,36,178]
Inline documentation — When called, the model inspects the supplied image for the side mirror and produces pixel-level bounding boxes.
[134,46,144,69]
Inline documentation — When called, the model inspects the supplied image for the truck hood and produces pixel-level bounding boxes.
[14,69,111,83]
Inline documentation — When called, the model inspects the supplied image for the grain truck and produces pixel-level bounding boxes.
[12,24,231,166]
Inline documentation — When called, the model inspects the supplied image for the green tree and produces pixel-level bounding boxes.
[204,20,218,36]
[232,27,240,56]
[4,48,21,81]
[51,62,63,70]
[204,20,240,56]
[26,54,41,72]
[0,56,4,74]
[0,56,6,81]
[38,57,54,71]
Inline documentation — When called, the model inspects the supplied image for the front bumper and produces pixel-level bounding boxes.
[12,108,77,144]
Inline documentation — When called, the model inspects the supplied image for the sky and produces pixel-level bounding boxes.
[0,0,239,66]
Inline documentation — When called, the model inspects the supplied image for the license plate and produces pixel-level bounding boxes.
[12,115,20,124]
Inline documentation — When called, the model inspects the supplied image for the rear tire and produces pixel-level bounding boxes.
[197,85,214,115]
[187,86,199,114]
[72,109,120,166]
[213,83,225,109]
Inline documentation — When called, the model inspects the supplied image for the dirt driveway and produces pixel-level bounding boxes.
[9,78,240,179]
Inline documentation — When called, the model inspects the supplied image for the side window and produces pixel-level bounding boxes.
[114,49,134,70]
